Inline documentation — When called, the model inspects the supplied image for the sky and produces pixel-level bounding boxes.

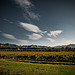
[0,0,75,47]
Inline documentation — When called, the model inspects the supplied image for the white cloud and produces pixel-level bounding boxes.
[18,39,29,44]
[28,33,42,40]
[47,30,63,37]
[64,40,73,45]
[19,22,42,33]
[25,9,40,20]
[56,40,74,46]
[14,0,32,6]
[47,38,55,42]
[42,31,47,34]
[3,19,13,24]
[14,0,39,20]
[2,33,16,40]
[2,33,29,44]
[19,22,47,34]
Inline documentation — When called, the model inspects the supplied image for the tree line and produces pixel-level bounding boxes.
[0,47,75,52]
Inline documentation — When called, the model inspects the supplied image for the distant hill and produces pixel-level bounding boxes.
[67,44,75,48]
[0,43,75,49]
[0,43,18,48]
[0,43,51,49]
[54,44,75,48]
[0,43,75,52]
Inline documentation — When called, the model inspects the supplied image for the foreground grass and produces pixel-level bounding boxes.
[0,59,75,75]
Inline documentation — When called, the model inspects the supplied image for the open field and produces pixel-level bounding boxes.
[0,59,75,75]
[0,51,75,62]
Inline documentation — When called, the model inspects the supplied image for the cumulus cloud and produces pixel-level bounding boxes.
[47,30,63,37]
[19,22,42,33]
[2,33,29,44]
[28,33,42,40]
[14,0,39,20]
[47,38,55,42]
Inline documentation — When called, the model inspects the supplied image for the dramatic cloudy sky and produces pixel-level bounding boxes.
[0,0,75,46]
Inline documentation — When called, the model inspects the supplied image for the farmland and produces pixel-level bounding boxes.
[0,51,75,62]
[0,51,75,75]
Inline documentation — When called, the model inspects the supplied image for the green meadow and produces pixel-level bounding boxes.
[0,59,75,75]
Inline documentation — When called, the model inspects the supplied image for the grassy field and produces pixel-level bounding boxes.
[0,59,75,75]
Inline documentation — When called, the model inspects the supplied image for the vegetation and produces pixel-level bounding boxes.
[0,59,75,75]
[0,47,75,52]
[0,43,75,52]
[0,44,75,74]
[0,51,75,62]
